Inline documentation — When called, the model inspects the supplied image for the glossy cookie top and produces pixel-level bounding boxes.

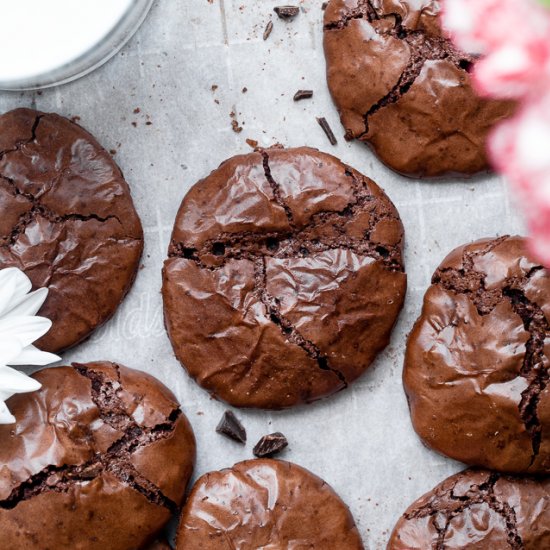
[388,469,550,549]
[163,146,406,409]
[323,0,514,177]
[0,362,196,550]
[176,459,364,549]
[405,236,550,473]
[0,108,143,352]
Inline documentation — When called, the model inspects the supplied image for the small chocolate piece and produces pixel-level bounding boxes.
[274,5,300,19]
[253,432,288,457]
[216,411,247,444]
[263,20,273,40]
[388,469,550,549]
[293,89,313,101]
[317,116,337,145]
[176,459,364,549]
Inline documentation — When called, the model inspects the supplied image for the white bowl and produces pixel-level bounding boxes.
[0,0,154,90]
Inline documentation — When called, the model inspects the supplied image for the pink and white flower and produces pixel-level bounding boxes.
[442,0,550,266]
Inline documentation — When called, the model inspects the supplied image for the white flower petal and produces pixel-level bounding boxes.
[4,287,49,318]
[0,339,23,367]
[0,389,14,401]
[9,345,60,366]
[0,365,41,393]
[0,400,16,425]
[0,316,52,348]
[0,268,32,317]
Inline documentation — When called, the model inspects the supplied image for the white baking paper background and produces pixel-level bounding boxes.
[0,1,525,548]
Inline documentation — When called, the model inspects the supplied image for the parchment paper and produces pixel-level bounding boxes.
[0,1,525,548]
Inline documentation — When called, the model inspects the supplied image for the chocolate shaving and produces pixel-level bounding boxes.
[263,20,274,40]
[293,90,313,101]
[316,117,338,145]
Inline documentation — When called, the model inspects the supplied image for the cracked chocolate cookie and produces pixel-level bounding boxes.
[404,236,550,473]
[162,146,406,409]
[0,362,196,550]
[323,0,515,178]
[0,108,143,353]
[176,459,364,549]
[388,469,550,549]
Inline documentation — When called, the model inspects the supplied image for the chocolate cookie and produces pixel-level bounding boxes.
[176,459,364,549]
[0,108,143,352]
[162,147,406,409]
[323,0,514,178]
[0,362,196,550]
[404,236,550,473]
[388,469,550,549]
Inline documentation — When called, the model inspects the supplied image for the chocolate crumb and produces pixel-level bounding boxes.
[246,138,259,148]
[133,108,141,114]
[211,84,218,92]
[294,90,313,101]
[242,87,248,93]
[216,411,247,444]
[253,432,288,457]
[263,20,273,40]
[274,5,300,19]
[131,122,137,128]
[316,117,337,145]
[109,149,117,156]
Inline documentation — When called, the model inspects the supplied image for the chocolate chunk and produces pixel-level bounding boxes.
[293,90,313,101]
[253,432,288,457]
[263,20,273,40]
[316,117,337,145]
[216,411,247,444]
[274,5,300,19]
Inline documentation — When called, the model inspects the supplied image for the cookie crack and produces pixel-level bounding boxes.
[261,150,295,227]
[433,237,549,466]
[0,114,44,162]
[0,411,181,513]
[323,4,476,139]
[503,281,549,465]
[323,0,376,30]
[359,29,474,137]
[168,167,403,273]
[254,257,348,387]
[2,203,126,248]
[405,474,523,550]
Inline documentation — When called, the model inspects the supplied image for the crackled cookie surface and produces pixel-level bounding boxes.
[176,459,364,549]
[388,469,550,549]
[405,236,550,473]
[162,147,406,409]
[0,108,143,352]
[0,362,196,550]
[323,0,514,178]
